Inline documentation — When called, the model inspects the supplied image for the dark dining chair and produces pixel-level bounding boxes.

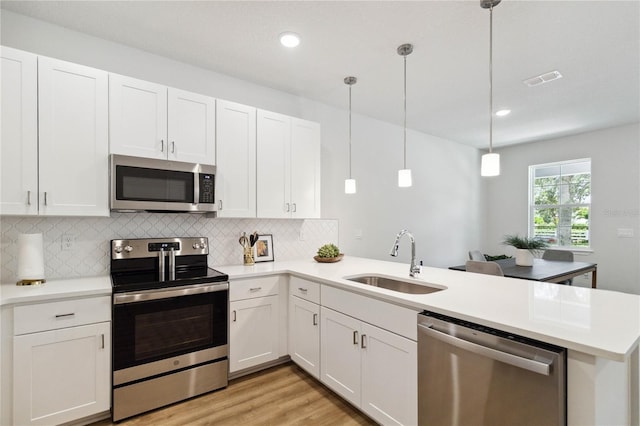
[542,249,574,284]
[465,260,504,276]
[468,250,486,261]
[542,249,574,262]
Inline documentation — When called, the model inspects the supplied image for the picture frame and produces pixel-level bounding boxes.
[253,234,274,262]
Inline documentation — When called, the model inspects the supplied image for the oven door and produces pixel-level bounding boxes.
[112,282,228,384]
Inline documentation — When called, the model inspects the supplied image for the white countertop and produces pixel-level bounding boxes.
[2,257,638,361]
[0,275,111,305]
[218,256,640,362]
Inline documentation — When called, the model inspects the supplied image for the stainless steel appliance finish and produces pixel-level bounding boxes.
[111,237,229,421]
[418,311,566,426]
[110,154,216,213]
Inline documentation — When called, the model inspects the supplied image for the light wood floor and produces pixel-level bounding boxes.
[92,363,376,425]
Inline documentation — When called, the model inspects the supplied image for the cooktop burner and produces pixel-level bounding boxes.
[110,237,228,293]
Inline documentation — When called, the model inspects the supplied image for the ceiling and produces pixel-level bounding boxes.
[2,0,639,148]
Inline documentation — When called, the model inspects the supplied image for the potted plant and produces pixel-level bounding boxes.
[314,243,343,263]
[502,234,548,266]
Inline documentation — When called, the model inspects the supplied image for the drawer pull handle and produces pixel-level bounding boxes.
[313,313,318,326]
[101,334,105,349]
[298,287,308,293]
[361,334,367,349]
[232,310,237,322]
[249,287,262,292]
[55,313,75,318]
[27,190,31,206]
[353,330,359,345]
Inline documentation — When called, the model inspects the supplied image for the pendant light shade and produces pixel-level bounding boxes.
[397,43,413,188]
[344,76,357,194]
[398,169,412,187]
[481,152,500,176]
[480,0,501,177]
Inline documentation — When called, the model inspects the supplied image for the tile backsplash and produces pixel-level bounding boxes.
[0,214,339,283]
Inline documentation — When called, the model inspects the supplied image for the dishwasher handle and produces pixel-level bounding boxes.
[418,323,551,376]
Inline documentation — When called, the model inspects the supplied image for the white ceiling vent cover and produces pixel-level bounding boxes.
[523,70,563,87]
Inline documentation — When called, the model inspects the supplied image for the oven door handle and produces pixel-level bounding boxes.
[114,282,229,304]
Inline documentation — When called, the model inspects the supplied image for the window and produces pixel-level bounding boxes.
[529,159,591,248]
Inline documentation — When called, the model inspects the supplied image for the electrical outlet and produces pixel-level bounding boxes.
[61,234,75,251]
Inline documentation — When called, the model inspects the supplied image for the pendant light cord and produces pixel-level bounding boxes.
[403,53,407,169]
[489,3,494,154]
[348,83,353,179]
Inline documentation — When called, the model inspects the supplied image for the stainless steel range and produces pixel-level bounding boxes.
[110,237,229,421]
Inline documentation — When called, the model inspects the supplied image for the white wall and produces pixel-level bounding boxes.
[0,10,484,270]
[484,124,640,294]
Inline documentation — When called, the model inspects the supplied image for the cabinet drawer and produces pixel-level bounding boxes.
[14,296,111,335]
[289,276,320,304]
[230,276,280,301]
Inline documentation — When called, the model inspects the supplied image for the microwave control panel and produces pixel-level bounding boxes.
[199,173,215,204]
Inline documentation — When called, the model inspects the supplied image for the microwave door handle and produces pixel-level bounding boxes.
[193,172,199,205]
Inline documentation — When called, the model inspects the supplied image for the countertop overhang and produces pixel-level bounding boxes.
[1,256,638,362]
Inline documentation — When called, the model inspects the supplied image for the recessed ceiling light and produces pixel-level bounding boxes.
[496,109,511,117]
[279,32,300,48]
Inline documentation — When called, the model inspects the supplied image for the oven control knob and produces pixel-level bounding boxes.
[124,245,133,253]
[192,243,200,249]
[114,246,123,254]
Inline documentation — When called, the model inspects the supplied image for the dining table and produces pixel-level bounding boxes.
[449,258,598,288]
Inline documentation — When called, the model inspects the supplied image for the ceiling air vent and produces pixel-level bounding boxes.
[523,70,563,87]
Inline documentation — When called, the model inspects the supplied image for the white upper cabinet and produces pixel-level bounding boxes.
[215,100,257,217]
[167,88,216,164]
[109,75,167,160]
[257,110,321,218]
[38,57,109,216]
[290,118,321,218]
[1,48,109,217]
[0,47,38,215]
[109,74,215,165]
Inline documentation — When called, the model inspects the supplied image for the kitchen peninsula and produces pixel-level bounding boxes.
[1,256,638,425]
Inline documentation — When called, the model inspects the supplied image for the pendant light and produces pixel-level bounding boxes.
[397,43,413,187]
[480,0,501,177]
[344,76,357,194]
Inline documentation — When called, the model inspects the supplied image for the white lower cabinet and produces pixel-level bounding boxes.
[12,296,111,426]
[229,277,281,373]
[289,295,320,378]
[320,302,418,426]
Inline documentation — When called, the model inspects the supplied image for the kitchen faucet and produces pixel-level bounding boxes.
[389,229,421,277]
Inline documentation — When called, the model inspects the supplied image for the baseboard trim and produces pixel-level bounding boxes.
[228,355,291,380]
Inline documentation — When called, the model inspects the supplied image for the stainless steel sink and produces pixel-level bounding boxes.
[345,275,444,295]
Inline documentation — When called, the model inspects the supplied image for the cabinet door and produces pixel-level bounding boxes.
[13,322,110,426]
[290,118,321,218]
[361,322,417,426]
[256,109,291,218]
[167,88,215,165]
[229,295,279,373]
[289,296,320,378]
[0,47,38,215]
[320,307,361,407]
[216,100,256,217]
[38,57,109,216]
[109,74,167,159]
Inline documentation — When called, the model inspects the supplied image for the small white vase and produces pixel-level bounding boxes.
[515,249,534,266]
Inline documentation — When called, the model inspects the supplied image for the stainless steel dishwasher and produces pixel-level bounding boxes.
[418,311,566,426]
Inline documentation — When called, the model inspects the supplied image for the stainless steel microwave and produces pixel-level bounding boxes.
[110,154,216,213]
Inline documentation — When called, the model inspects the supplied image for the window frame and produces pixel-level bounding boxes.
[528,158,591,250]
